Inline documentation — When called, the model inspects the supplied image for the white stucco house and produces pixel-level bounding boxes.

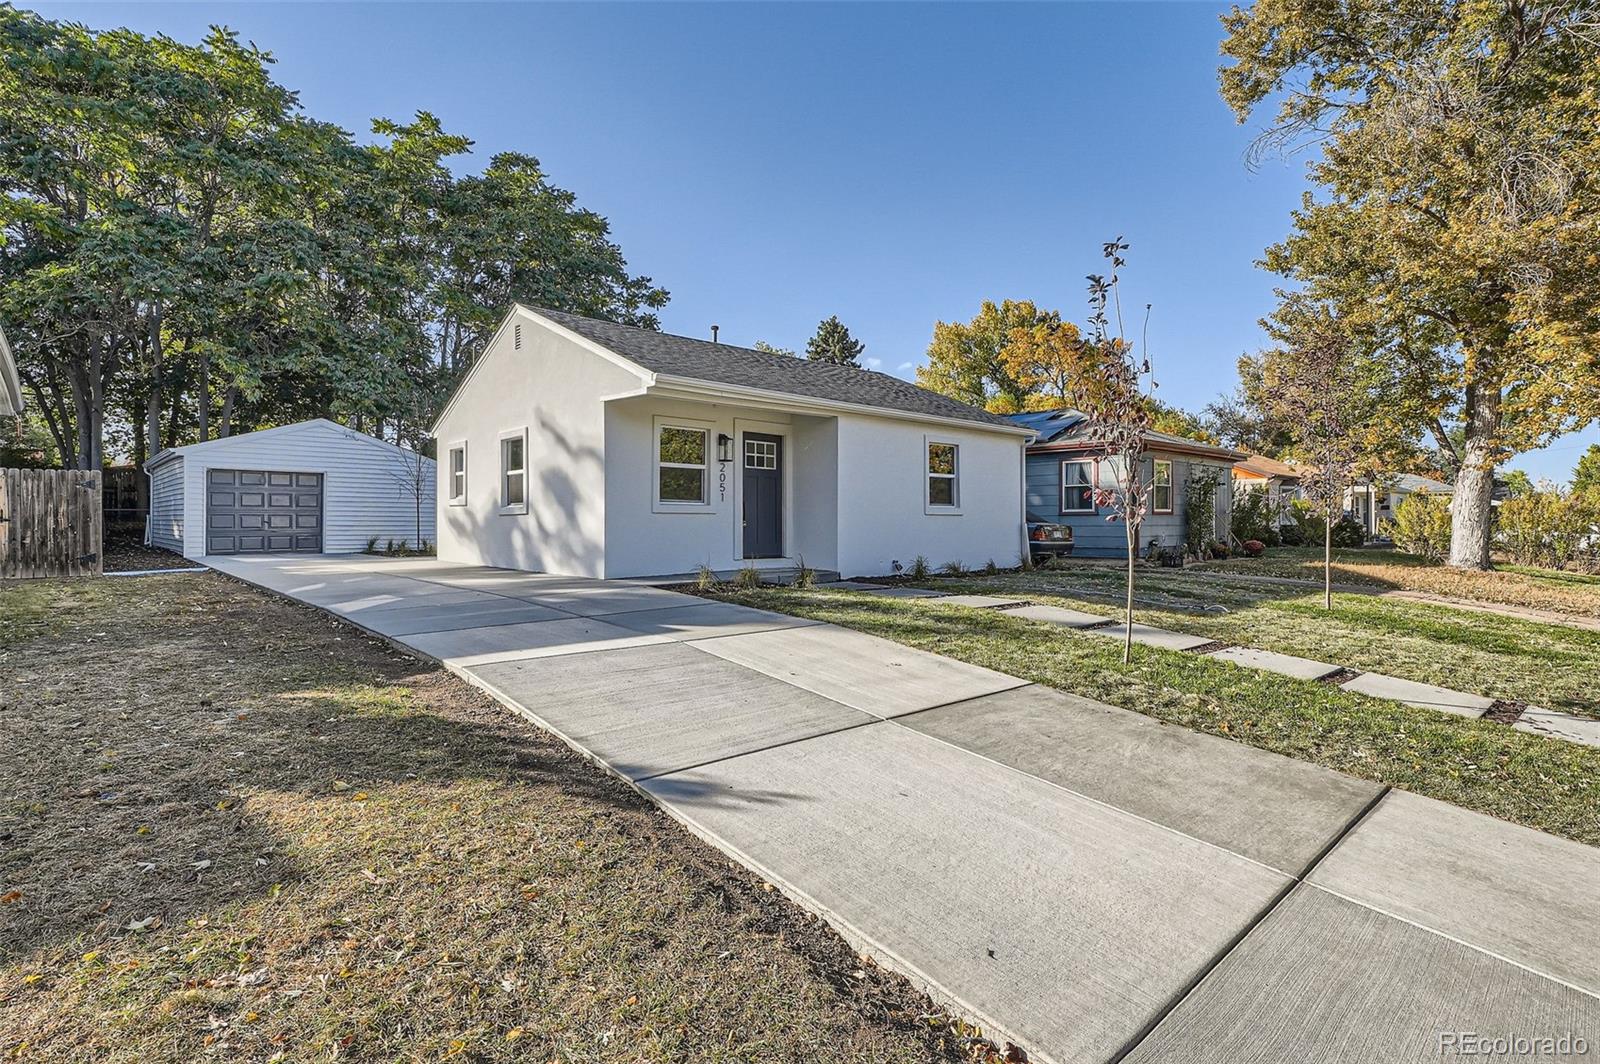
[431,306,1032,580]
[146,419,436,559]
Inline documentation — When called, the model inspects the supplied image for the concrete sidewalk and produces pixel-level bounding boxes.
[207,554,1600,1064]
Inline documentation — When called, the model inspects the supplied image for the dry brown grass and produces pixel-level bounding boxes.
[1195,547,1600,618]
[0,575,977,1064]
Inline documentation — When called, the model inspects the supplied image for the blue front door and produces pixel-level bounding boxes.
[742,433,783,559]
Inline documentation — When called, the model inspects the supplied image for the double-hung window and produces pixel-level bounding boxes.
[447,442,467,505]
[656,423,709,507]
[926,441,959,510]
[1152,459,1173,514]
[1061,460,1094,513]
[499,430,527,513]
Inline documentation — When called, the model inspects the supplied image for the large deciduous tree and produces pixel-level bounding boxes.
[1220,0,1600,569]
[918,299,1045,412]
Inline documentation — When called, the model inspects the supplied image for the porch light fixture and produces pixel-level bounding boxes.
[717,433,734,462]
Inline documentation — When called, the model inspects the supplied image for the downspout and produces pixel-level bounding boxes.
[143,465,154,546]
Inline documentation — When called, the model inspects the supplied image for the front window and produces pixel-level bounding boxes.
[500,432,526,511]
[927,442,959,507]
[448,444,466,505]
[1061,460,1094,513]
[1153,459,1173,513]
[657,424,708,504]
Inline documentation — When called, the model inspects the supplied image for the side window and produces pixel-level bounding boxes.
[927,441,959,508]
[448,443,467,505]
[1153,459,1173,513]
[1061,460,1094,513]
[499,430,527,512]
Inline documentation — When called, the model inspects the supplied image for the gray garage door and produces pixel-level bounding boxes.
[206,469,322,554]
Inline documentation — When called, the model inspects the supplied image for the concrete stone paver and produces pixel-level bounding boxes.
[857,586,948,599]
[641,723,1292,1064]
[902,685,1382,874]
[1515,708,1600,749]
[1085,621,1215,652]
[469,644,871,781]
[1001,603,1108,629]
[1339,671,1495,717]
[1307,789,1600,995]
[1123,885,1600,1064]
[604,600,822,641]
[1206,645,1343,681]
[927,593,1030,609]
[399,616,671,667]
[690,622,1029,718]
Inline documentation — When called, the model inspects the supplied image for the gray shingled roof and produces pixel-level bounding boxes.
[528,307,1019,430]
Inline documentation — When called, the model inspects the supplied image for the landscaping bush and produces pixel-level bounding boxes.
[1185,468,1223,554]
[1331,514,1366,548]
[906,555,932,580]
[1242,539,1265,557]
[1497,488,1599,570]
[1231,487,1281,547]
[1210,540,1232,559]
[1388,489,1452,560]
[1278,520,1307,546]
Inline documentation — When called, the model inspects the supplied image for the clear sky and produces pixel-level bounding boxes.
[33,1,1599,483]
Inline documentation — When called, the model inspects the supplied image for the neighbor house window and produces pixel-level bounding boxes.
[499,430,527,513]
[657,423,708,506]
[927,441,959,509]
[1061,460,1094,513]
[447,442,467,505]
[1153,459,1173,514]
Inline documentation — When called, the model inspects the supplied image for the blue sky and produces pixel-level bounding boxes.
[35,2,1598,483]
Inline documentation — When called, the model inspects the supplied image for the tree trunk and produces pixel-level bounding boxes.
[1448,379,1501,570]
[145,309,164,463]
[197,350,210,442]
[1324,512,1332,610]
[219,383,238,438]
[1123,522,1135,665]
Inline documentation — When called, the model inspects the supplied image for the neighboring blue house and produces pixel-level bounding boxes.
[1004,409,1245,558]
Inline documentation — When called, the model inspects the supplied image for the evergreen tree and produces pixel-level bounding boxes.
[805,316,864,367]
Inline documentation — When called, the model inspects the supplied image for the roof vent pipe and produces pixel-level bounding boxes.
[711,325,719,344]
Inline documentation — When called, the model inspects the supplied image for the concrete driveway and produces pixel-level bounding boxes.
[207,553,1600,1064]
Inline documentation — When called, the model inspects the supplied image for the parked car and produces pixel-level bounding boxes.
[1027,514,1074,559]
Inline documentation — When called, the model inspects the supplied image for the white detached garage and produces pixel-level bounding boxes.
[146,419,436,559]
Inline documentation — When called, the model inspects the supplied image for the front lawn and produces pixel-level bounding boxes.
[706,586,1600,848]
[912,565,1600,718]
[1193,546,1600,618]
[0,576,978,1064]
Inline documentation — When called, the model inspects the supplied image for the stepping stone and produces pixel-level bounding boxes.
[926,594,1029,609]
[1003,603,1108,629]
[858,586,947,599]
[1514,707,1600,749]
[1308,788,1600,996]
[1206,645,1342,682]
[1338,672,1493,718]
[1085,622,1214,652]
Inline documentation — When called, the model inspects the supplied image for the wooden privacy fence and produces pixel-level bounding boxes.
[0,468,103,579]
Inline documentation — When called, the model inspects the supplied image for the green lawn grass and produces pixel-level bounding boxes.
[708,586,1600,848]
[930,565,1600,717]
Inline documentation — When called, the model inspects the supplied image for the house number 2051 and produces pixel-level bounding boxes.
[718,462,728,501]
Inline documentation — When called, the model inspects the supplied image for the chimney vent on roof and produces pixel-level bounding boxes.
[711,325,719,344]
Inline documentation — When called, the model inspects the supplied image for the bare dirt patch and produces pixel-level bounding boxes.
[1,575,984,1063]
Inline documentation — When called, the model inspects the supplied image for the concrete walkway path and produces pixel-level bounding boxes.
[206,554,1600,1064]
